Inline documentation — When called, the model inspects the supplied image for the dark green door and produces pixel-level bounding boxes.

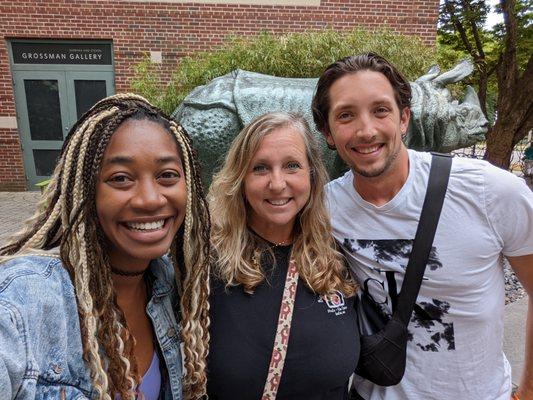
[13,70,114,189]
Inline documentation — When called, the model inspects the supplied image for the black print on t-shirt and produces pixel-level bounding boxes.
[343,238,442,271]
[411,299,455,351]
[343,238,455,352]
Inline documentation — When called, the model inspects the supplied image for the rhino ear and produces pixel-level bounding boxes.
[434,59,474,85]
[463,85,481,107]
[416,65,441,82]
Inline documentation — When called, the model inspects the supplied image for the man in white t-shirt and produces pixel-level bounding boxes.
[311,53,533,400]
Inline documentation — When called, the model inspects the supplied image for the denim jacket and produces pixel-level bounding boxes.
[0,255,183,400]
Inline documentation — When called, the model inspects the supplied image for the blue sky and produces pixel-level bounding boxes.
[485,0,504,28]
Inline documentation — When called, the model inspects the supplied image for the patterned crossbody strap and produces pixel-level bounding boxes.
[261,259,299,400]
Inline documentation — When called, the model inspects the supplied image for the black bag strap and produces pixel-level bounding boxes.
[395,153,452,324]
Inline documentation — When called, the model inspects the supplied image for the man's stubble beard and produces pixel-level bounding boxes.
[351,141,402,178]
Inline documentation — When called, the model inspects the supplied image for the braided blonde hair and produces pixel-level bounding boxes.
[0,93,211,399]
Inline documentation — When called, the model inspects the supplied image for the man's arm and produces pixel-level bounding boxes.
[508,254,533,400]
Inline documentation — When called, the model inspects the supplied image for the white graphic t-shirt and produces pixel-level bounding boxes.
[325,150,533,400]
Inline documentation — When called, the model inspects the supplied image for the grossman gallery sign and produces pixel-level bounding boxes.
[12,42,112,65]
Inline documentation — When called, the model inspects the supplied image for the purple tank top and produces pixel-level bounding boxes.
[138,351,161,400]
[114,352,161,399]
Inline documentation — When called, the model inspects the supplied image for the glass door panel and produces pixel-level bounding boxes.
[74,80,107,118]
[66,71,114,125]
[13,71,69,189]
[24,79,63,141]
[32,149,62,176]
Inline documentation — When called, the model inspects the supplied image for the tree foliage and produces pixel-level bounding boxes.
[131,29,437,115]
[438,0,532,168]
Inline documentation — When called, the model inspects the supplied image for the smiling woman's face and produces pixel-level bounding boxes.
[95,118,186,272]
[243,126,311,243]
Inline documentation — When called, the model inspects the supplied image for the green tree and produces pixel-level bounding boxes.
[439,0,532,169]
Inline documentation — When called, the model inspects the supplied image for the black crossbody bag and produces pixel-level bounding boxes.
[354,153,452,387]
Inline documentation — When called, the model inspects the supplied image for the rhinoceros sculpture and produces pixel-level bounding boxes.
[172,59,488,184]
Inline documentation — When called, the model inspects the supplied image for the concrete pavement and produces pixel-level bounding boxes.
[504,296,528,386]
[0,191,41,243]
[0,190,528,386]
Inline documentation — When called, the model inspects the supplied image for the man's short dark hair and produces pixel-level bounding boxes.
[311,53,412,134]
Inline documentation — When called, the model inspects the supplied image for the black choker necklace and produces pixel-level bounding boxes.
[111,266,149,277]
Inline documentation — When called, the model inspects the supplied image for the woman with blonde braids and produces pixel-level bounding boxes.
[207,112,359,399]
[0,94,210,400]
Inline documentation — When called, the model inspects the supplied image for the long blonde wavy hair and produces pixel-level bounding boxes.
[0,94,210,400]
[209,112,355,297]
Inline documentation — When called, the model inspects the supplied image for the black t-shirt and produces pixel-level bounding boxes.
[207,245,359,400]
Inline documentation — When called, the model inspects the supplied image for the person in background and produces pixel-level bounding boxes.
[207,112,359,400]
[0,94,211,400]
[523,139,533,178]
[312,53,533,400]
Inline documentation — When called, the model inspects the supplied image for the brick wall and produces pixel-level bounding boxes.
[0,0,439,190]
[0,128,26,191]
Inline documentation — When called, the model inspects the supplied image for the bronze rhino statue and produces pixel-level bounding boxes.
[172,60,488,184]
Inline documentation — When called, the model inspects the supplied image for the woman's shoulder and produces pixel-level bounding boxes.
[0,254,68,292]
[0,255,94,399]
[0,254,76,309]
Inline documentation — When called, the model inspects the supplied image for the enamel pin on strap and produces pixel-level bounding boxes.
[261,259,299,400]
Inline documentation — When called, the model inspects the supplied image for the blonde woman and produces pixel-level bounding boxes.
[207,112,358,399]
[0,94,210,400]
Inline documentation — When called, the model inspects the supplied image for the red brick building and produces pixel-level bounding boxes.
[0,0,439,190]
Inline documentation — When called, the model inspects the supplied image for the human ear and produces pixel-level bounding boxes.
[323,129,337,150]
[400,107,410,134]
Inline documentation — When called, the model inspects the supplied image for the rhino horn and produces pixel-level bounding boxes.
[463,85,481,107]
